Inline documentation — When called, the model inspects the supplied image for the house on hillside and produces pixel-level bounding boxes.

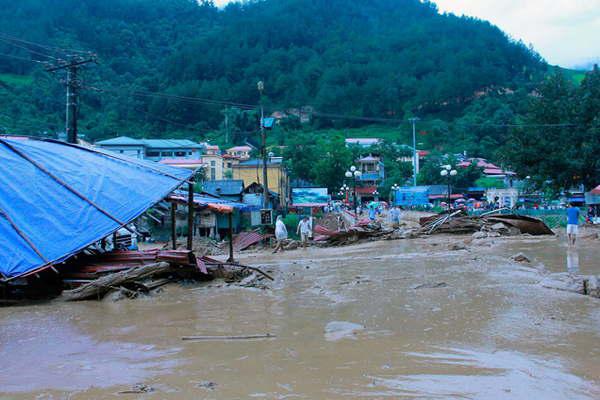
[226,145,253,161]
[345,138,382,148]
[96,136,203,161]
[458,158,516,179]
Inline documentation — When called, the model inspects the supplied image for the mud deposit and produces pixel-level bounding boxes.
[1,236,599,399]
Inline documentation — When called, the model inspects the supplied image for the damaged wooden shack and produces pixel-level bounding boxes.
[0,136,265,302]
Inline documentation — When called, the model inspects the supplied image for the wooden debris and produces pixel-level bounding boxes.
[182,333,275,341]
[63,262,173,301]
[412,282,448,290]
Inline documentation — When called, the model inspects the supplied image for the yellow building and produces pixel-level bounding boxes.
[232,158,289,207]
[200,153,224,181]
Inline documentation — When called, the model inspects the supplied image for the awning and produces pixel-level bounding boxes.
[168,192,249,214]
[0,137,193,280]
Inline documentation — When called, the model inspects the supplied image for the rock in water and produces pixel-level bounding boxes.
[324,321,365,341]
[511,253,531,263]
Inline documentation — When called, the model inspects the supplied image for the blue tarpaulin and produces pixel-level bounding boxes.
[0,137,193,279]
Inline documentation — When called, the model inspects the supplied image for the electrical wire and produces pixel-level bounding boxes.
[0,52,47,64]
[0,37,59,60]
[0,32,88,56]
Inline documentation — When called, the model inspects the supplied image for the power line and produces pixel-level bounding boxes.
[0,52,47,64]
[0,37,59,60]
[0,32,88,56]
[83,84,258,110]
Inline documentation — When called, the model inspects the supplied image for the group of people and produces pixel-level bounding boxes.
[273,215,313,253]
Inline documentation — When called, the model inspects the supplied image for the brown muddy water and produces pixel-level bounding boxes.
[1,235,599,399]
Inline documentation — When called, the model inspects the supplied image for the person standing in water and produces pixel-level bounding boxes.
[297,216,311,248]
[273,215,288,253]
[566,203,580,246]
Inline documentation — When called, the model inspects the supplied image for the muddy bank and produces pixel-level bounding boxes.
[1,235,599,399]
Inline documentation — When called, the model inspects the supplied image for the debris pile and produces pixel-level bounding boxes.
[233,230,271,252]
[61,249,272,301]
[314,220,394,246]
[192,237,225,256]
[420,210,554,236]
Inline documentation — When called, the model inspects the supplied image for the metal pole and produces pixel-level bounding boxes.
[447,176,451,205]
[227,212,234,262]
[408,117,420,187]
[353,178,357,215]
[171,202,177,250]
[187,181,194,250]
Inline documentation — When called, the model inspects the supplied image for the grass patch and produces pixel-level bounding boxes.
[0,73,33,86]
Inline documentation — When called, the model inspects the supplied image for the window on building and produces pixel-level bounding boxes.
[119,150,124,153]
[210,160,216,166]
[175,151,186,157]
[227,162,232,168]
[211,168,216,180]
[146,151,160,157]
[161,151,173,157]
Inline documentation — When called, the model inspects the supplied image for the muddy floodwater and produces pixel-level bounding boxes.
[1,235,599,399]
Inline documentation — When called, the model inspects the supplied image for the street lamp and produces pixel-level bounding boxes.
[340,184,350,204]
[345,166,362,214]
[391,183,400,205]
[440,166,457,206]
[373,190,380,202]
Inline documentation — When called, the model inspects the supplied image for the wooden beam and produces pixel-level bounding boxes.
[171,202,177,250]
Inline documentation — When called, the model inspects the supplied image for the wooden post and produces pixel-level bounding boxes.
[171,202,177,250]
[187,181,194,250]
[227,212,234,262]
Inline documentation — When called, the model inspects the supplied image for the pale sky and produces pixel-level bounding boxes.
[212,0,600,68]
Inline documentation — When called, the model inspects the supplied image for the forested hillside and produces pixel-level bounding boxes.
[0,0,546,142]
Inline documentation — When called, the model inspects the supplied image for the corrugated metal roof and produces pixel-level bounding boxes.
[203,180,244,196]
[238,158,283,166]
[96,136,203,149]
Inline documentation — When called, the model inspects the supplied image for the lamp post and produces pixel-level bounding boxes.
[373,190,380,202]
[440,165,457,206]
[340,184,350,205]
[345,166,362,214]
[391,183,400,205]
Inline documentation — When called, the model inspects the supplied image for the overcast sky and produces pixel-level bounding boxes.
[212,0,600,68]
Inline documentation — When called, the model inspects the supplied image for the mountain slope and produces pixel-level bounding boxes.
[0,0,546,140]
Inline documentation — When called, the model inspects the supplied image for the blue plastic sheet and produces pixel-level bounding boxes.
[0,138,192,279]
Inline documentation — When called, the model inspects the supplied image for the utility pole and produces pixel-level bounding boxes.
[258,81,269,209]
[46,55,96,144]
[408,117,420,187]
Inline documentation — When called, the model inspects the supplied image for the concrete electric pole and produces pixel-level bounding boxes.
[257,81,270,209]
[46,55,96,144]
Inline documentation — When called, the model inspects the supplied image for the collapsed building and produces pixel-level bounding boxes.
[0,137,265,301]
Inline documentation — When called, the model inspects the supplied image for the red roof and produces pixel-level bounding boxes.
[591,185,600,195]
[355,186,378,194]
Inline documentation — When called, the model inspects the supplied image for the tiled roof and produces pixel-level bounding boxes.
[227,146,253,152]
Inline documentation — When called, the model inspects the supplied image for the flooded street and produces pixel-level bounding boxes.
[1,236,599,399]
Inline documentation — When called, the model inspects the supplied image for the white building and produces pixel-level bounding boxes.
[96,136,203,161]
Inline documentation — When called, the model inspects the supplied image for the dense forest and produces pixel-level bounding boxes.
[0,0,544,137]
[0,0,598,191]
